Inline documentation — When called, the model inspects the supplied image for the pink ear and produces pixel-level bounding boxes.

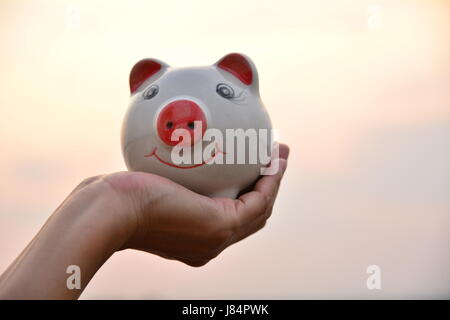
[217,53,253,85]
[129,59,162,93]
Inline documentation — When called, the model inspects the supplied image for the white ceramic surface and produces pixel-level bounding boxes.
[121,53,272,198]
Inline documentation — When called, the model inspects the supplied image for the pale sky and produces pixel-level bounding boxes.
[0,0,449,298]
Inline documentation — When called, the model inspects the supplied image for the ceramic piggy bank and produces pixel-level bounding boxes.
[121,53,272,198]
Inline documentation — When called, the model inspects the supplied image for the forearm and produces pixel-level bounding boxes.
[0,182,131,299]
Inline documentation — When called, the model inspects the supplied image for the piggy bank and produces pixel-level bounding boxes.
[121,53,272,198]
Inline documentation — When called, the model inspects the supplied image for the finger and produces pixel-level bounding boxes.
[253,142,289,219]
[233,157,288,232]
[254,158,287,205]
[278,143,290,160]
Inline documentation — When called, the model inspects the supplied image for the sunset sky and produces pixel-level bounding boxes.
[0,0,449,298]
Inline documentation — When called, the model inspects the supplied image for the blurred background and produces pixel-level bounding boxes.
[0,0,449,299]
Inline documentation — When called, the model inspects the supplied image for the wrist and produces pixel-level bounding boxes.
[57,176,137,254]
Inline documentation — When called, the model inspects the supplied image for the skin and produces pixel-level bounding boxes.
[0,144,289,299]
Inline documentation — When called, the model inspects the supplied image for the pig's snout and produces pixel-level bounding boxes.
[156,99,207,146]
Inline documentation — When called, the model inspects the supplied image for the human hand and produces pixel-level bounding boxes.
[0,143,289,299]
[104,143,290,266]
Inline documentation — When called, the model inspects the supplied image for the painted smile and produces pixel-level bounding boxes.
[144,144,226,169]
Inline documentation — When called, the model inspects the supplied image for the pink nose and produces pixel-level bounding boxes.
[156,99,207,146]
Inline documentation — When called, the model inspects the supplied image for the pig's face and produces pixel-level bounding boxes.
[121,53,272,198]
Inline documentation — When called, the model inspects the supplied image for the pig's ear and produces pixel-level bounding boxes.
[215,53,259,92]
[129,58,169,94]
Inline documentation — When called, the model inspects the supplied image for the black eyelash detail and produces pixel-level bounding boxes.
[143,85,159,99]
[216,83,235,99]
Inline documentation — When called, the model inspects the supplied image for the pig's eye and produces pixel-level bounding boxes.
[216,83,234,99]
[143,85,159,99]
